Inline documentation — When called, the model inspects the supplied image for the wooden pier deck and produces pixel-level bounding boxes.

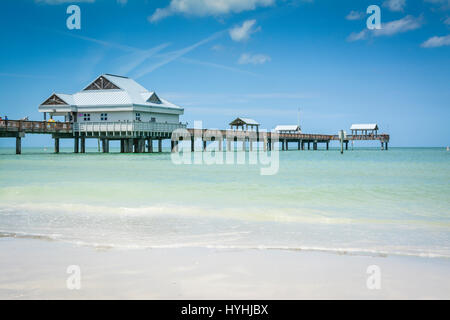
[0,120,390,154]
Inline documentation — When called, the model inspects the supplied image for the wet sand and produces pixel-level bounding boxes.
[1,238,449,299]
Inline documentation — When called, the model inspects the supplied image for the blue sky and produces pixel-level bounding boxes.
[0,0,449,147]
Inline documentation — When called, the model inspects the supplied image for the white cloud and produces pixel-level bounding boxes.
[375,15,422,36]
[347,15,423,41]
[148,0,275,23]
[346,10,365,20]
[117,0,127,5]
[383,0,406,12]
[421,34,450,47]
[424,0,450,10]
[229,19,260,42]
[347,30,368,41]
[238,53,271,64]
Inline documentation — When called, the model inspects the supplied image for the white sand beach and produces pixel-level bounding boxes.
[1,238,449,300]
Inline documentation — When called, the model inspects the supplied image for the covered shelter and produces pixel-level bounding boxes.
[229,118,260,132]
[274,125,301,134]
[350,124,379,136]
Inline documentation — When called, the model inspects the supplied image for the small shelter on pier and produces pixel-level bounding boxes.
[350,124,378,136]
[274,125,301,134]
[229,118,259,132]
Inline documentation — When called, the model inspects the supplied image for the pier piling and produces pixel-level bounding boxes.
[148,138,153,153]
[54,138,59,154]
[74,136,79,153]
[80,138,86,153]
[16,137,21,154]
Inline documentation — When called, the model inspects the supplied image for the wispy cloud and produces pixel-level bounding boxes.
[54,30,140,52]
[54,28,251,78]
[238,53,271,65]
[179,58,259,76]
[421,34,450,47]
[346,10,365,21]
[115,43,171,75]
[133,30,226,78]
[229,19,261,42]
[424,0,450,10]
[148,0,275,23]
[347,15,423,41]
[0,73,56,79]
[383,0,406,12]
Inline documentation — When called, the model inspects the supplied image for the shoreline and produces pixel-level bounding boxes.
[1,237,450,299]
[1,230,449,260]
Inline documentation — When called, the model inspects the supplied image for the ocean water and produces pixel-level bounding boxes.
[0,147,449,258]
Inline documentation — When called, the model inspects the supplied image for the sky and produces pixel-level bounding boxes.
[0,0,449,147]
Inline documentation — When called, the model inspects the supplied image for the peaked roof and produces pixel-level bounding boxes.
[41,93,70,106]
[39,74,182,110]
[274,125,301,132]
[350,124,378,130]
[229,117,260,126]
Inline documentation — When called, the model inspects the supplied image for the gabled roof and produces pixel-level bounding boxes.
[350,124,378,130]
[83,75,120,90]
[229,117,260,126]
[39,74,182,111]
[41,93,71,106]
[274,125,301,132]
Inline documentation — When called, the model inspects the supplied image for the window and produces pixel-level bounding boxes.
[100,113,108,121]
[135,113,141,121]
[83,113,90,121]
[151,117,156,122]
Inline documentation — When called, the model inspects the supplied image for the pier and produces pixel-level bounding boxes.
[0,120,390,154]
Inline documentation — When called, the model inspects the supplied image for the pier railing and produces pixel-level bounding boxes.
[0,120,72,133]
[73,121,187,135]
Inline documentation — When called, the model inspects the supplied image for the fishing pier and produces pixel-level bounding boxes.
[0,75,390,154]
[0,119,390,154]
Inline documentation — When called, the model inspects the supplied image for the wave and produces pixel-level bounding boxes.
[1,201,448,227]
[1,230,448,259]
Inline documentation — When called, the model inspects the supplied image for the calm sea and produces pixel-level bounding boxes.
[0,147,449,258]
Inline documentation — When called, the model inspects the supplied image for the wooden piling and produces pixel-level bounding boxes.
[148,138,153,153]
[80,138,86,153]
[54,138,59,154]
[16,137,21,155]
[74,136,79,153]
[158,139,162,153]
[102,139,109,153]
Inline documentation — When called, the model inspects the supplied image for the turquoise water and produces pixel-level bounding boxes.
[0,147,449,258]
